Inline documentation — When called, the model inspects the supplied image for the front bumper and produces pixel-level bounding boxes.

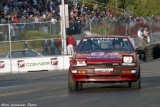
[70,66,139,82]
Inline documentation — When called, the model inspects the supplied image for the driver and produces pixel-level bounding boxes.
[112,40,121,49]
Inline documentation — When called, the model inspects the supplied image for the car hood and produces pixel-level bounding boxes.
[75,51,134,63]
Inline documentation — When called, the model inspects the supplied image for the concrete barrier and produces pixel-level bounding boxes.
[0,55,72,74]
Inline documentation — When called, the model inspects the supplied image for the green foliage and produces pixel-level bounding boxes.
[21,30,60,40]
[0,31,61,54]
[21,30,61,50]
[83,0,160,16]
[91,24,115,35]
[0,42,24,54]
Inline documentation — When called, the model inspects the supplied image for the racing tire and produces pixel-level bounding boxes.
[68,71,78,91]
[129,66,141,89]
[129,76,141,89]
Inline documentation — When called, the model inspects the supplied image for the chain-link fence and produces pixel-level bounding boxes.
[0,21,62,58]
[1,19,160,58]
[73,17,160,45]
[0,21,60,41]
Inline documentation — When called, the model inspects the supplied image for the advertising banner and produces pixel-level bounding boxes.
[0,56,71,74]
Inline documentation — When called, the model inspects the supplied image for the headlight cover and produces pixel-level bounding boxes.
[73,61,87,66]
[123,56,133,63]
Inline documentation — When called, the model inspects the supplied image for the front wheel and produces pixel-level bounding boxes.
[129,77,141,89]
[68,71,78,91]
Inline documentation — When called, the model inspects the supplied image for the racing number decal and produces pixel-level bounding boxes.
[0,61,5,69]
[51,58,58,65]
[18,60,25,68]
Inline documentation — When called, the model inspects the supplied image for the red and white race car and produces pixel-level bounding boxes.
[68,35,140,91]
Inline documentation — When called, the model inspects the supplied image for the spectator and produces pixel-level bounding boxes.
[51,16,57,24]
[33,0,37,5]
[93,3,98,11]
[49,38,55,55]
[4,4,9,13]
[19,15,27,23]
[126,33,135,48]
[1,16,6,24]
[10,24,16,40]
[144,28,150,43]
[34,15,40,23]
[51,16,58,34]
[55,38,62,55]
[23,41,30,50]
[67,35,75,55]
[137,28,143,39]
[42,36,49,55]
[140,36,148,61]
[73,0,78,7]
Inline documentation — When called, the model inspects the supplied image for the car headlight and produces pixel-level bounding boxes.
[72,58,87,66]
[123,56,133,63]
[76,61,87,66]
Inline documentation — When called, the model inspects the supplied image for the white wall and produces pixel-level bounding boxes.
[0,55,72,74]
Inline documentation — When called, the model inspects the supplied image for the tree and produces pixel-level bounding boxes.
[76,0,160,16]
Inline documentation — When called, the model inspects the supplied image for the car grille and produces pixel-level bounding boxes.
[88,75,121,79]
[76,63,121,68]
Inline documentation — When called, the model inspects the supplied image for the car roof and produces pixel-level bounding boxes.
[84,35,126,38]
[7,50,42,55]
[8,50,35,52]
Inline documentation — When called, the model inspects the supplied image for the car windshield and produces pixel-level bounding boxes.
[76,37,134,52]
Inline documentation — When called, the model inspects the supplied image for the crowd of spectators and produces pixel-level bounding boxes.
[0,0,61,24]
[67,0,160,35]
[1,0,160,36]
[69,0,160,26]
[1,0,160,25]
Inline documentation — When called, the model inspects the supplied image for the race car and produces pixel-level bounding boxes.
[68,35,140,91]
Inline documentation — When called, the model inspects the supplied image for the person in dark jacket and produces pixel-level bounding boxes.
[23,41,30,50]
[49,38,55,55]
[42,36,49,55]
[55,38,62,55]
[140,36,148,61]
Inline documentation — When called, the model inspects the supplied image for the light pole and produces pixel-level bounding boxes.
[61,0,67,55]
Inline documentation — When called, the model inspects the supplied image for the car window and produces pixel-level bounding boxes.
[12,51,25,58]
[25,51,39,57]
[76,37,134,52]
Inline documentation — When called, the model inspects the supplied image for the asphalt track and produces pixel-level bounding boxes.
[0,60,160,107]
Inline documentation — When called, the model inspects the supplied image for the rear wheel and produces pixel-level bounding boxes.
[68,71,78,91]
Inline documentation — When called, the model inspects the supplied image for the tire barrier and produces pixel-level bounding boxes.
[146,42,160,61]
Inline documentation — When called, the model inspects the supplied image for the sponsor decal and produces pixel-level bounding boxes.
[26,62,50,67]
[0,61,5,69]
[91,37,119,40]
[91,52,105,56]
[18,60,25,68]
[18,58,58,68]
[108,52,119,55]
[123,39,128,41]
[51,58,58,65]
[83,39,87,41]
[87,56,121,59]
